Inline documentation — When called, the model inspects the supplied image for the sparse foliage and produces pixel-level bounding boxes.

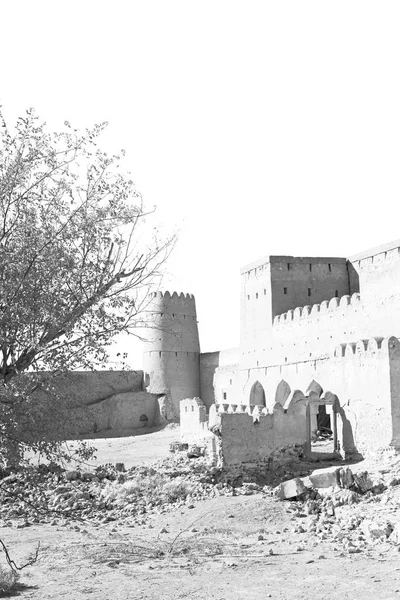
[0,107,175,463]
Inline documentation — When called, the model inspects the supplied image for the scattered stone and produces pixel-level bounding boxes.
[275,478,308,500]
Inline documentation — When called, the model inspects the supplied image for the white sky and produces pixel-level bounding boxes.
[1,1,400,366]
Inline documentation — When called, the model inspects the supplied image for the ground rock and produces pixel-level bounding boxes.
[308,467,341,489]
[275,478,308,500]
[389,522,400,544]
[360,518,393,540]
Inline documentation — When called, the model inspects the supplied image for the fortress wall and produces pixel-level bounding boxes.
[45,370,144,406]
[143,292,200,353]
[180,397,211,442]
[200,352,220,410]
[349,240,400,305]
[239,337,400,455]
[143,291,201,419]
[240,260,272,357]
[270,292,367,364]
[269,257,350,319]
[143,350,200,407]
[82,391,160,436]
[200,348,240,410]
[213,363,239,405]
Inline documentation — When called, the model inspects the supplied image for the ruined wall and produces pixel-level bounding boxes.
[218,397,308,466]
[143,291,200,419]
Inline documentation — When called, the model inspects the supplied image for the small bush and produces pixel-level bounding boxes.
[101,473,193,506]
[0,566,19,593]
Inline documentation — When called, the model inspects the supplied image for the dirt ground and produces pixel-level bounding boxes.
[4,430,400,600]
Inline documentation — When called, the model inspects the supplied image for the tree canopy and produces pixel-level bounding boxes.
[0,108,174,463]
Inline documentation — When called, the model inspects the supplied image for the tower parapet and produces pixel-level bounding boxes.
[142,291,200,420]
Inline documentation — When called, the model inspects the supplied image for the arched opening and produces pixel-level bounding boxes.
[250,381,266,406]
[275,380,291,406]
[139,413,149,427]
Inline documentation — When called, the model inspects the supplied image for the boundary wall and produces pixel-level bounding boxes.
[239,336,400,456]
[180,394,308,466]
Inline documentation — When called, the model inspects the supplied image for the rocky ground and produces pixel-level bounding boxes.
[2,432,400,598]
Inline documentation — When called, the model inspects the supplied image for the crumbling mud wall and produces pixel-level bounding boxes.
[180,395,308,467]
[216,397,308,466]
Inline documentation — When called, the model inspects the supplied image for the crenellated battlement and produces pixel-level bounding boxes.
[150,291,195,301]
[332,336,400,358]
[273,292,361,327]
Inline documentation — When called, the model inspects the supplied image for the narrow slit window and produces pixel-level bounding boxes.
[223,392,227,400]
[284,287,287,294]
[309,263,312,271]
[308,288,311,296]
[247,294,250,300]
[328,263,332,272]
[256,292,258,299]
[335,290,339,297]
[287,263,290,270]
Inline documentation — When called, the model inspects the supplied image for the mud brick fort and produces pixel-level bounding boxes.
[74,238,400,466]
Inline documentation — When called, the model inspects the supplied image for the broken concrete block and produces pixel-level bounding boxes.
[308,466,340,489]
[275,477,308,500]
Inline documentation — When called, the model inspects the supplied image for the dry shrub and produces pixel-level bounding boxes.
[101,474,193,506]
[0,566,19,593]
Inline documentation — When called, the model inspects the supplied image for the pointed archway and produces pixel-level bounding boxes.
[250,381,266,406]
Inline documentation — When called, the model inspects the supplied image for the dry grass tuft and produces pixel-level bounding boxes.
[0,566,19,594]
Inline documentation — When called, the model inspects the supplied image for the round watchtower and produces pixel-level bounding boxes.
[142,291,200,420]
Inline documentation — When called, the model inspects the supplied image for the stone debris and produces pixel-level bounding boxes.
[275,478,308,500]
[1,449,400,558]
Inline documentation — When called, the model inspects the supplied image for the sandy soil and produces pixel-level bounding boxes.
[4,428,400,599]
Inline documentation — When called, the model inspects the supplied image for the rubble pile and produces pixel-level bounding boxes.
[276,461,400,553]
[0,453,263,528]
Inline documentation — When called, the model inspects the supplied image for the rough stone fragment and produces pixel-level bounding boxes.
[309,466,340,489]
[275,478,308,500]
[389,522,400,544]
[360,519,393,540]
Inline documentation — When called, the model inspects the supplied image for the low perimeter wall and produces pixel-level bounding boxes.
[180,396,308,466]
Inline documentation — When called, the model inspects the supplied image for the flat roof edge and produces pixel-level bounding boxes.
[348,238,400,262]
[240,255,346,274]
